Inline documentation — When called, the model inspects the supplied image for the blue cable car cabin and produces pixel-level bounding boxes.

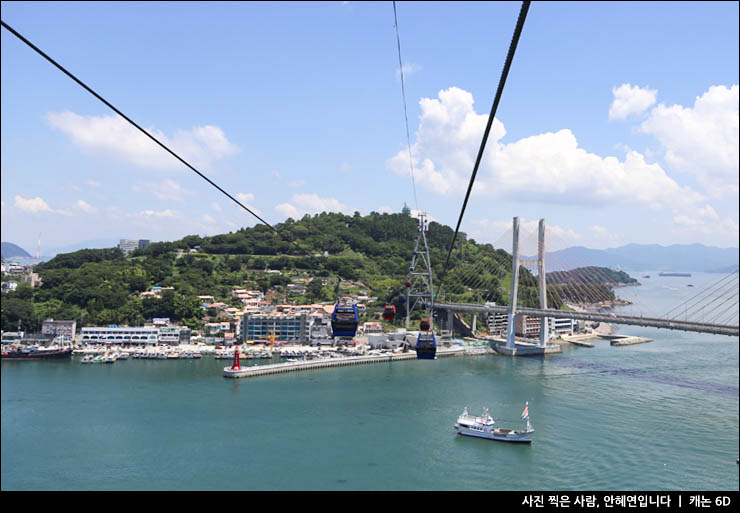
[331,303,359,338]
[415,332,436,360]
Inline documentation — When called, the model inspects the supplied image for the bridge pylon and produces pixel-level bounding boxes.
[506,217,549,349]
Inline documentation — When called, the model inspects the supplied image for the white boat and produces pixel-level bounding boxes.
[81,354,94,364]
[116,352,129,360]
[454,402,534,444]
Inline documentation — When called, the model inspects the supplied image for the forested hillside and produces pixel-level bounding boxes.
[2,212,564,332]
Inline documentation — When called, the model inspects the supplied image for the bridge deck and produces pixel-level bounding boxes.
[435,302,739,337]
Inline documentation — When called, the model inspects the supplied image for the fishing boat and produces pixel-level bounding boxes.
[454,402,534,444]
[1,342,73,361]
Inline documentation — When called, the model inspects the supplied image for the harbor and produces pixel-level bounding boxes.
[3,323,736,491]
[223,345,467,378]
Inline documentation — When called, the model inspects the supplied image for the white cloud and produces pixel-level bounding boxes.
[132,179,194,202]
[74,200,98,214]
[14,195,52,214]
[386,86,705,211]
[46,111,239,170]
[609,84,658,120]
[211,202,223,212]
[672,204,739,240]
[135,209,181,219]
[396,63,422,80]
[275,193,354,219]
[640,84,739,199]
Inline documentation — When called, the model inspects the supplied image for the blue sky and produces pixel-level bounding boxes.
[2,1,738,255]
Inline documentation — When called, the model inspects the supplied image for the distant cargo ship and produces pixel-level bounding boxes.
[658,272,692,277]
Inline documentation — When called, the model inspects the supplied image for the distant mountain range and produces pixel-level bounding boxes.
[1,242,32,259]
[540,243,739,273]
[2,239,119,264]
[3,238,738,274]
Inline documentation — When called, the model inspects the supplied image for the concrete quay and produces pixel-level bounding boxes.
[223,346,468,379]
[559,333,653,347]
[488,339,562,356]
[603,335,653,346]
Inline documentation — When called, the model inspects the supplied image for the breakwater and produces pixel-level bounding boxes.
[224,346,471,378]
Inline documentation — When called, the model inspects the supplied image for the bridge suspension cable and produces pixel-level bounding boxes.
[663,270,739,321]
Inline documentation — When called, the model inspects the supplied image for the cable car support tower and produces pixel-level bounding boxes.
[405,213,435,331]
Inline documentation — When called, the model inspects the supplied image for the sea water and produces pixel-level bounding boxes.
[1,272,737,490]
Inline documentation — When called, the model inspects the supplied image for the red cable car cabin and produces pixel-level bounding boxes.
[420,318,431,331]
[382,305,396,321]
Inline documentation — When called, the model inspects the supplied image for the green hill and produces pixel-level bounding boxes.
[4,212,600,332]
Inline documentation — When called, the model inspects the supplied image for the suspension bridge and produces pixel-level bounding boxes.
[2,2,737,355]
[424,216,739,351]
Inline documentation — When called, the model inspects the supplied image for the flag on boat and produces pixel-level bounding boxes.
[521,402,529,420]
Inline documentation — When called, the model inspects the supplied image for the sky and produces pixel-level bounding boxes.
[1,1,738,256]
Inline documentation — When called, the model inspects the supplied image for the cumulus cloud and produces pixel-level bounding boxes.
[609,84,658,120]
[46,111,239,170]
[275,193,353,219]
[639,84,739,199]
[14,195,52,214]
[672,204,738,240]
[387,86,703,211]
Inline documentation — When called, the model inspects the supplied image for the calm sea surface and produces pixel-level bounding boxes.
[2,272,738,490]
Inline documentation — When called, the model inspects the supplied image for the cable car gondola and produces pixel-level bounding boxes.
[382,305,396,321]
[331,303,359,338]
[415,332,436,360]
[419,317,431,331]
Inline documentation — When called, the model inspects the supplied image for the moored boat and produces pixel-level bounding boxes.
[454,402,534,444]
[1,345,73,360]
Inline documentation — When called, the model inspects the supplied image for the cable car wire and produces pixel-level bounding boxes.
[436,0,531,297]
[0,19,312,259]
[392,1,420,212]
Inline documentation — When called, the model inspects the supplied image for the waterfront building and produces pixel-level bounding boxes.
[362,322,383,335]
[240,313,309,343]
[515,314,542,337]
[158,326,191,345]
[41,319,77,341]
[486,311,509,335]
[205,321,232,336]
[550,317,575,336]
[118,239,150,256]
[80,326,159,344]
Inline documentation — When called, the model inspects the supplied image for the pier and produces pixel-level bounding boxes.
[223,346,468,378]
